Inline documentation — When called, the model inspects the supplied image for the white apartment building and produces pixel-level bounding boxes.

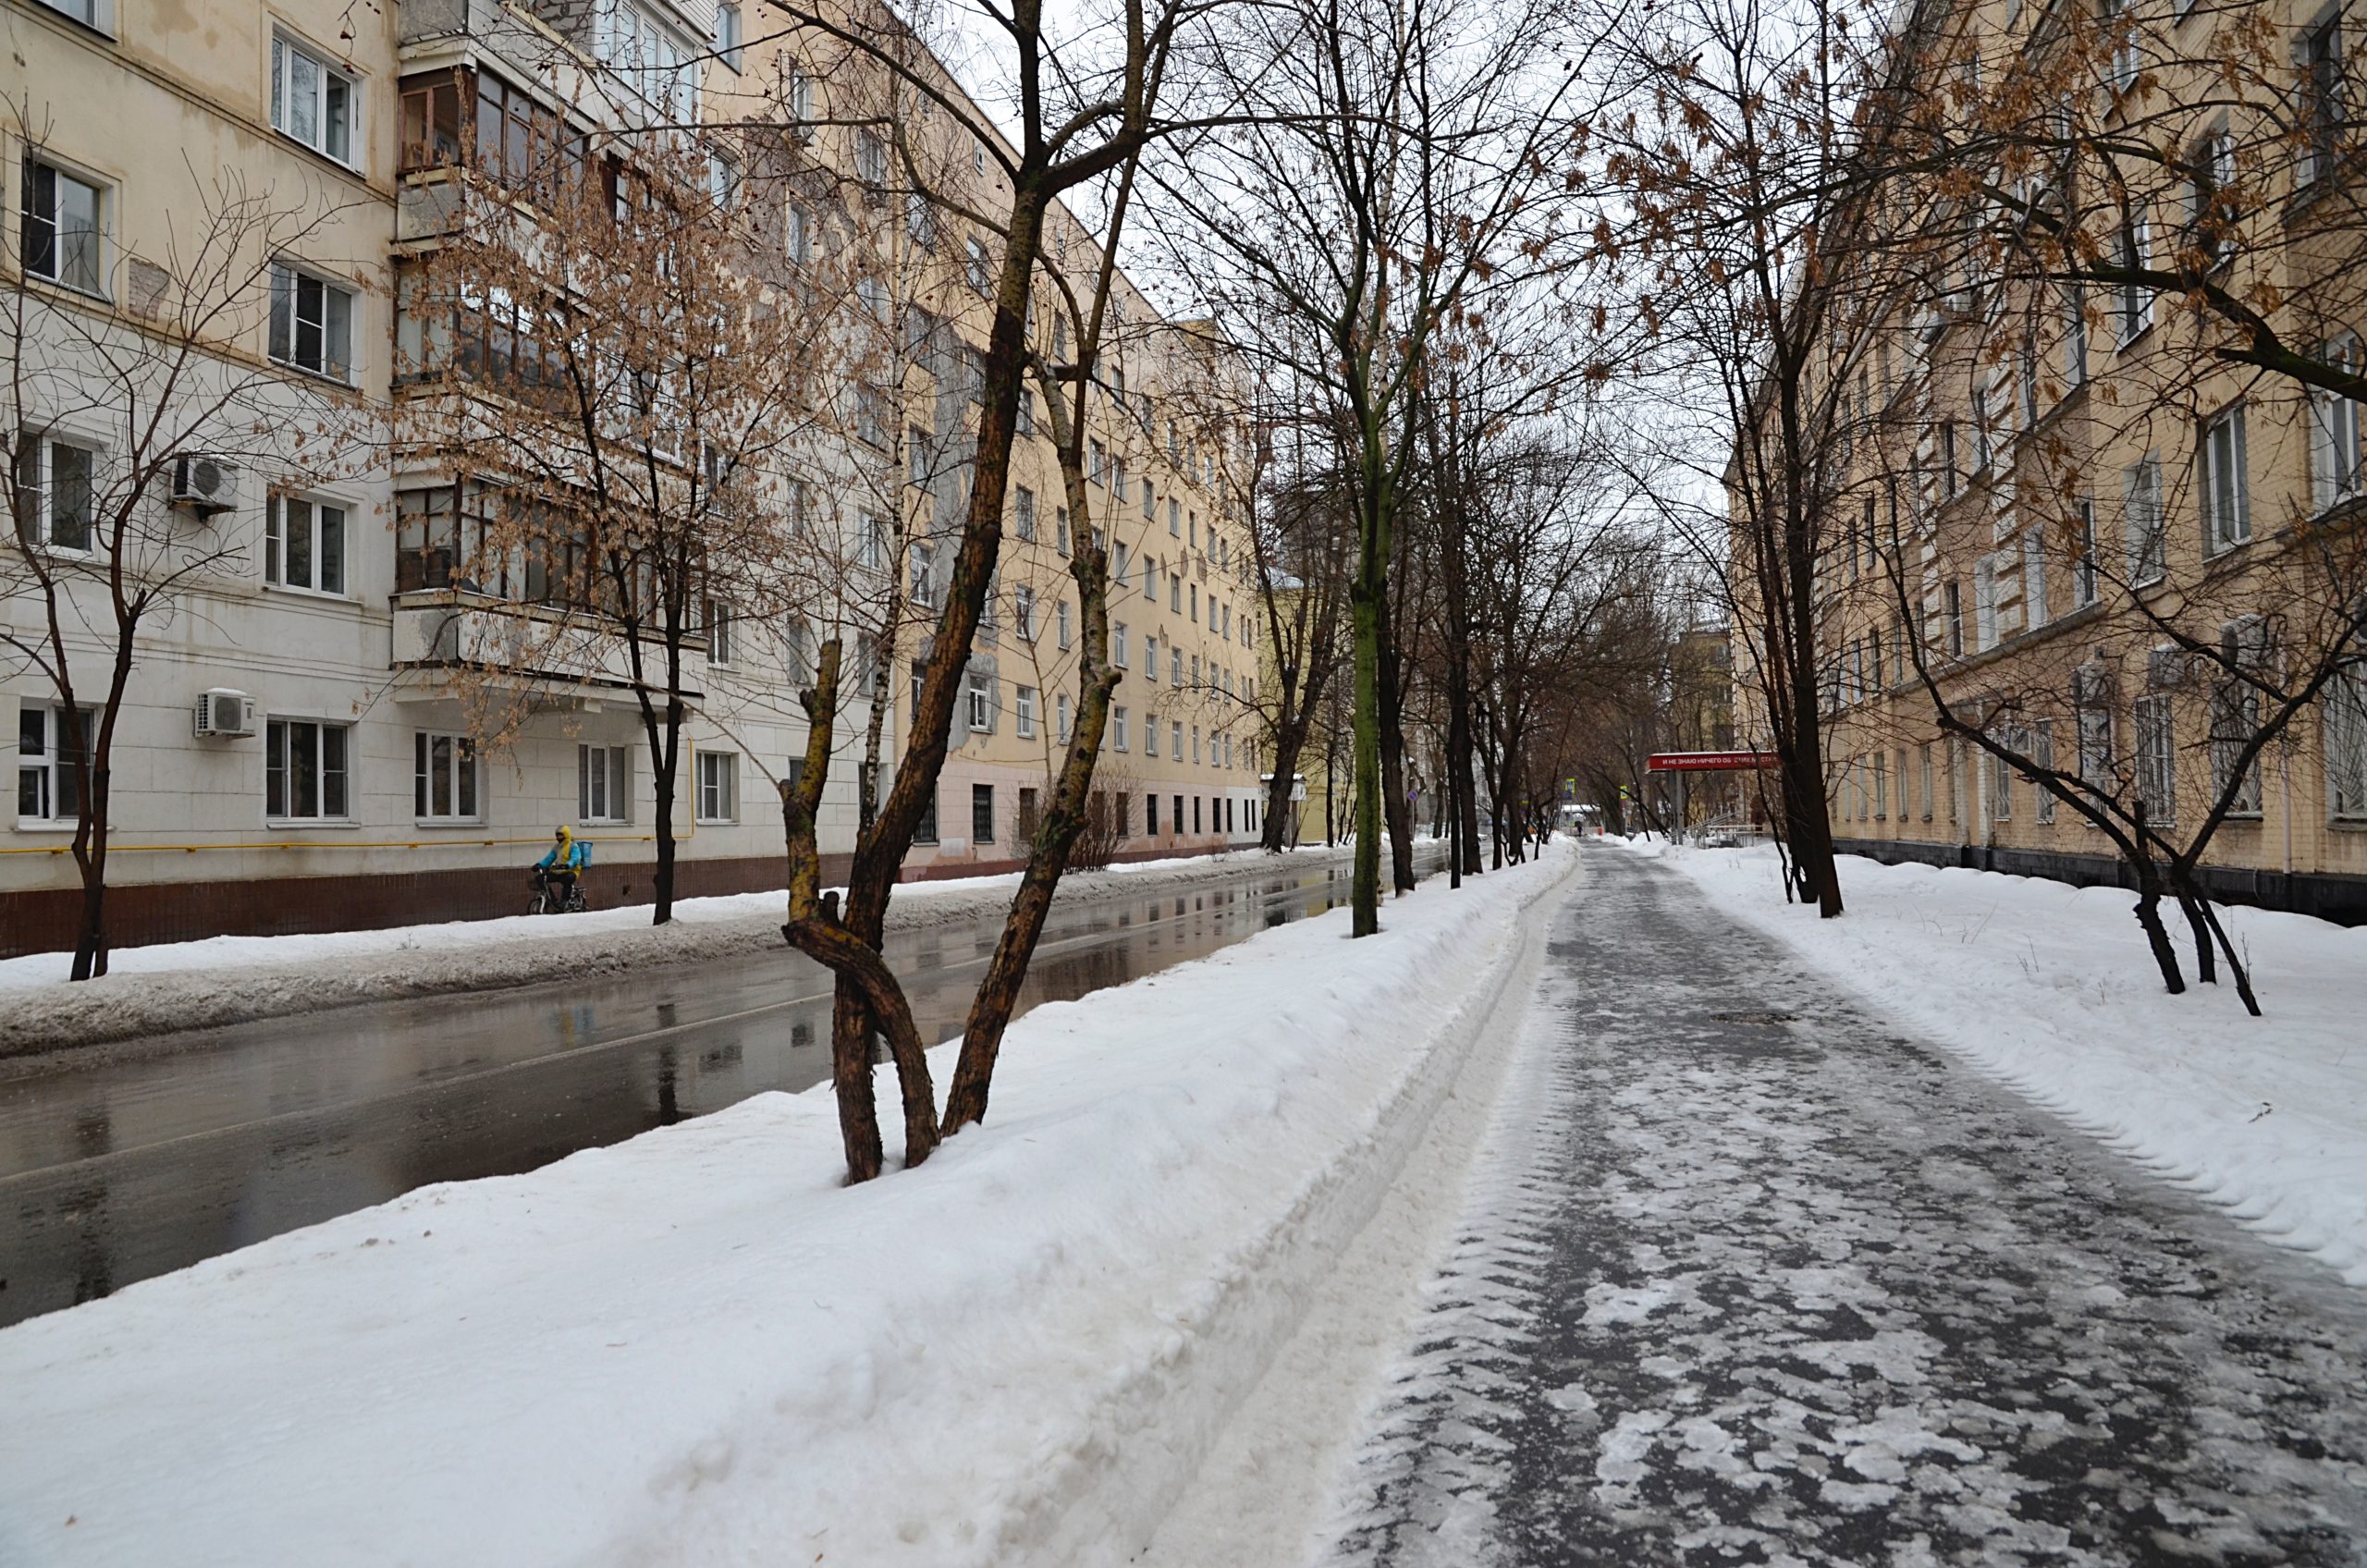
[4,0,1262,954]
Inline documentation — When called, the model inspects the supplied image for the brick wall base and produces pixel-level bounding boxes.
[1833,837,2367,927]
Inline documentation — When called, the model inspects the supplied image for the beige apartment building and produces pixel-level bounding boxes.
[1735,0,2367,924]
[2,0,1263,954]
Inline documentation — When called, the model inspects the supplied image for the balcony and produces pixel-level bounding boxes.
[390,590,707,705]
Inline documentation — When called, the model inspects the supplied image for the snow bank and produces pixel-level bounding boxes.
[0,842,1577,1568]
[0,847,1343,1058]
[1644,841,2367,1286]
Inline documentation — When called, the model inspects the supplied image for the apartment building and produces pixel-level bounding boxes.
[1739,0,2367,924]
[3,0,1259,954]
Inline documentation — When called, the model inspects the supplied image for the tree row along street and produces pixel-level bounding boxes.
[0,853,1399,1329]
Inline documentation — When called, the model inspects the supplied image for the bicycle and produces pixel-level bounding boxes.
[529,868,590,915]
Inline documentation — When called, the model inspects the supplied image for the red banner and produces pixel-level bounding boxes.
[1647,751,1780,772]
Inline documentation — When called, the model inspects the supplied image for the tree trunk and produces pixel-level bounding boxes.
[1349,566,1384,935]
[1262,722,1308,852]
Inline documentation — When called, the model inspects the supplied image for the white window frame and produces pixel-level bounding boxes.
[271,32,359,167]
[2310,336,2364,513]
[695,748,738,823]
[965,672,991,732]
[2124,455,2165,585]
[1015,685,1036,739]
[2199,402,2250,556]
[413,729,481,822]
[1056,692,1073,743]
[265,493,350,596]
[12,432,100,555]
[701,595,732,665]
[17,701,92,826]
[269,262,355,382]
[2134,693,2177,826]
[715,1,743,69]
[2327,668,2367,821]
[31,0,115,32]
[1113,621,1129,668]
[1113,704,1129,752]
[580,743,631,823]
[265,716,352,822]
[18,154,106,298]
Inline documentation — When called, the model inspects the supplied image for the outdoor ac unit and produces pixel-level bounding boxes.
[2146,645,2192,691]
[168,454,240,514]
[193,688,256,738]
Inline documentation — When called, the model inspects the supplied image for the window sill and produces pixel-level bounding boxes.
[264,583,354,603]
[25,271,111,306]
[13,820,83,834]
[265,819,362,830]
[272,128,366,181]
[270,358,356,389]
[695,818,738,827]
[413,818,488,828]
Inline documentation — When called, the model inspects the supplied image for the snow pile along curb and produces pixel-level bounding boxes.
[0,848,1345,1058]
[0,841,1579,1568]
[1645,840,2367,1287]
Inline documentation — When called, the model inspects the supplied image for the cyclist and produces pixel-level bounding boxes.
[533,826,589,913]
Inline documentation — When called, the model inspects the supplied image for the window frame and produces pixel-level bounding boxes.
[269,261,356,383]
[2199,401,2250,556]
[12,431,101,556]
[694,747,738,823]
[18,153,107,299]
[264,492,351,597]
[412,729,482,822]
[16,701,93,827]
[271,31,361,169]
[264,716,353,823]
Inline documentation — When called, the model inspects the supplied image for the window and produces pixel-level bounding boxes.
[2183,127,2235,264]
[2134,694,2177,825]
[266,717,350,820]
[1016,685,1037,738]
[1113,705,1130,751]
[398,69,467,172]
[2124,456,2165,584]
[12,434,96,553]
[1144,636,1159,681]
[2023,531,2048,629]
[910,544,937,609]
[973,783,995,844]
[2328,668,2367,820]
[916,784,938,844]
[579,744,630,821]
[1991,742,2012,822]
[695,749,737,821]
[1057,692,1073,743]
[2062,285,2089,387]
[2116,213,2153,345]
[2030,724,2055,824]
[1015,486,1036,543]
[1170,645,1183,685]
[270,263,354,380]
[2300,11,2344,189]
[265,495,347,594]
[1089,441,1107,486]
[2102,0,2141,92]
[1171,572,1183,613]
[1057,508,1071,554]
[785,615,815,682]
[1920,742,1934,821]
[1142,556,1156,601]
[1057,600,1073,649]
[966,237,992,293]
[32,0,109,29]
[17,704,92,823]
[715,2,743,69]
[2310,337,2364,512]
[965,670,992,732]
[1169,497,1181,537]
[1147,792,1159,834]
[595,0,698,128]
[1017,787,1040,841]
[2211,678,2264,817]
[1146,714,1159,756]
[708,149,740,209]
[2075,498,2101,607]
[1945,581,1965,656]
[272,35,356,165]
[2199,404,2250,555]
[1113,621,1129,668]
[701,596,732,663]
[1142,478,1156,521]
[1015,583,1036,640]
[413,731,480,820]
[19,156,104,296]
[1171,719,1183,758]
[1192,725,1202,764]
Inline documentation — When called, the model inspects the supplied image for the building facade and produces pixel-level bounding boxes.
[4,0,1263,955]
[1730,0,2367,925]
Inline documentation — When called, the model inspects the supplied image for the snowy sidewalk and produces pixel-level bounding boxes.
[1308,847,2367,1564]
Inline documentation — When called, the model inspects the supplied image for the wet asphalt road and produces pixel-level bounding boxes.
[1322,849,2367,1566]
[0,853,1387,1329]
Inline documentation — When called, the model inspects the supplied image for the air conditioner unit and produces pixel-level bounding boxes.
[168,454,241,514]
[193,688,256,738]
[2146,645,2193,691]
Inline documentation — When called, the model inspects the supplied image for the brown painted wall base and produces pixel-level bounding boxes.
[1,839,1261,960]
